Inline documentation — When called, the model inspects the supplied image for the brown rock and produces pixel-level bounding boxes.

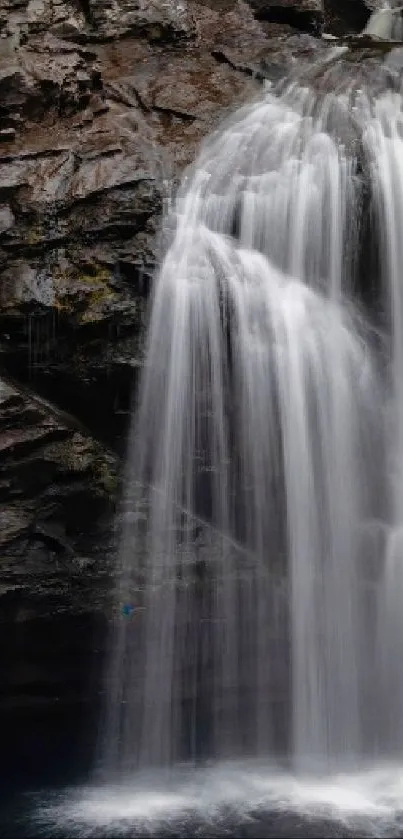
[86,0,196,41]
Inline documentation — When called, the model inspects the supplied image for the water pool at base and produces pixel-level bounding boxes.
[4,761,403,838]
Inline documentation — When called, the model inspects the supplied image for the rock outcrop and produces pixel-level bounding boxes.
[0,377,116,619]
[0,375,116,777]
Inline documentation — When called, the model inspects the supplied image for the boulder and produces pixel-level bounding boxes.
[86,0,196,41]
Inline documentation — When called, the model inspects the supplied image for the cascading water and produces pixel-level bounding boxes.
[99,16,403,781]
[363,93,403,753]
[363,2,403,40]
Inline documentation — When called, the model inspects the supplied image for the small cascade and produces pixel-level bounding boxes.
[363,3,403,40]
[99,32,403,779]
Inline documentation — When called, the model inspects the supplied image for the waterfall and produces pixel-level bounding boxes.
[99,59,403,776]
[363,94,403,752]
[363,4,403,40]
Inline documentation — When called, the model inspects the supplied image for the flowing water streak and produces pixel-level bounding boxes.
[363,93,403,752]
[98,80,388,777]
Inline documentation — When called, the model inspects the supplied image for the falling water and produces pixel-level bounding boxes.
[363,3,403,40]
[99,25,403,779]
[363,93,403,752]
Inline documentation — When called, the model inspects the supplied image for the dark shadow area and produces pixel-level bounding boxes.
[251,3,321,35]
[324,0,370,36]
[1,342,136,457]
[0,612,108,790]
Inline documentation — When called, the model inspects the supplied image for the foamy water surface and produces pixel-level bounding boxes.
[22,761,403,837]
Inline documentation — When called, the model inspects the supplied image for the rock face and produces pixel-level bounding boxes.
[0,377,116,619]
[0,0,400,767]
[0,375,116,780]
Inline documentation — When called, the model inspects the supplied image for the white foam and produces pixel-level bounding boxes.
[33,761,403,836]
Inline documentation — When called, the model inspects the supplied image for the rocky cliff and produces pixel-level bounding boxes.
[0,0,400,776]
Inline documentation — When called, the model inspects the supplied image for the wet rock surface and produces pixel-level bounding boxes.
[0,377,117,617]
[0,0,401,728]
